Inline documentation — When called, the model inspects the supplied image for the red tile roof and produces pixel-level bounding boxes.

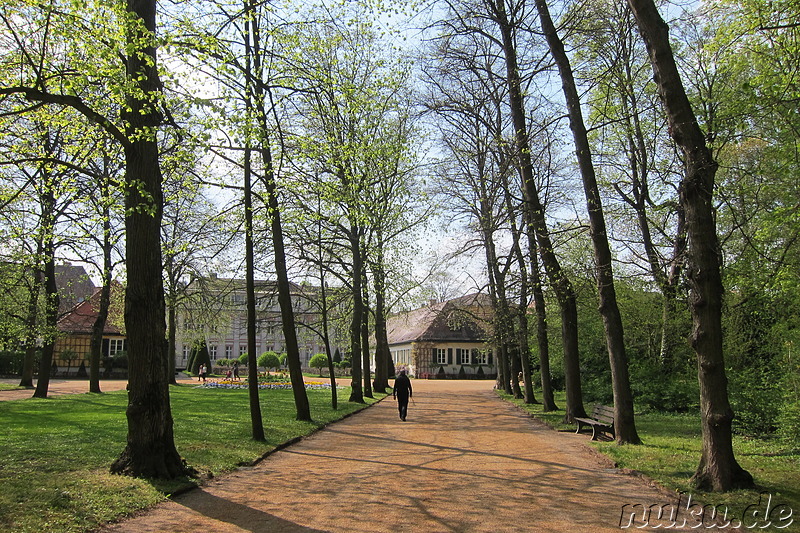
[57,285,123,335]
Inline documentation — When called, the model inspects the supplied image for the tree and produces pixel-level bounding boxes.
[258,351,280,372]
[188,340,212,375]
[309,353,328,376]
[463,0,588,421]
[533,0,640,444]
[626,0,754,490]
[288,6,418,403]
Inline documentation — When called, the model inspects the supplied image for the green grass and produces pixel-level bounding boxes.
[0,383,25,391]
[501,390,800,531]
[0,384,383,533]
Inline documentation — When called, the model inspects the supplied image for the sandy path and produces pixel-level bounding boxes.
[91,380,702,532]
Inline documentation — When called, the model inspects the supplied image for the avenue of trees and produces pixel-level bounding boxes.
[1,0,798,493]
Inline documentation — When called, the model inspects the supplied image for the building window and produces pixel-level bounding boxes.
[458,348,470,365]
[239,345,247,357]
[182,344,190,360]
[210,345,217,360]
[108,339,126,356]
[225,345,233,358]
[436,348,447,365]
[473,349,487,365]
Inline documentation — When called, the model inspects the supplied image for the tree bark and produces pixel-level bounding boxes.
[110,0,191,479]
[372,240,391,393]
[246,0,310,422]
[348,225,365,403]
[33,235,58,399]
[626,0,753,490]
[360,272,373,399]
[242,0,266,440]
[534,0,640,444]
[90,189,113,394]
[526,212,557,410]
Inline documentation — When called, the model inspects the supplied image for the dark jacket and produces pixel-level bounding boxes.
[393,374,412,399]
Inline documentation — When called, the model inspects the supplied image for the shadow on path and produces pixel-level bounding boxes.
[176,490,326,533]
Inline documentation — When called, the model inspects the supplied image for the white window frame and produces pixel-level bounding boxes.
[436,348,447,365]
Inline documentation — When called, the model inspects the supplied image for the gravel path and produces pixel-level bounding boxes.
[92,380,697,532]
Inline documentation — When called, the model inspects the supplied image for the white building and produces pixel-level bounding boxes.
[175,275,346,370]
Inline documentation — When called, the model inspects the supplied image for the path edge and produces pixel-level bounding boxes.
[170,394,390,499]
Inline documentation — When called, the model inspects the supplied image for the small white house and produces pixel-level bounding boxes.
[384,293,496,379]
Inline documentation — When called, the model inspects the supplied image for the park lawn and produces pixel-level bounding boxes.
[502,391,800,531]
[0,384,383,533]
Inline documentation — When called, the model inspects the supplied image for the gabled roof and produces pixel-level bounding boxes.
[57,283,123,335]
[386,293,493,345]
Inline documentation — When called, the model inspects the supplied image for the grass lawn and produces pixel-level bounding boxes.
[0,384,383,533]
[501,390,800,531]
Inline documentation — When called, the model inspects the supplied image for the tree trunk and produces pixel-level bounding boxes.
[110,0,191,479]
[248,0,310,422]
[372,243,390,393]
[243,144,266,440]
[491,0,586,422]
[319,272,338,410]
[33,240,58,399]
[90,281,111,394]
[361,272,373,398]
[502,171,537,404]
[527,217,557,411]
[626,0,753,490]
[90,199,113,393]
[242,2,266,439]
[535,0,640,444]
[348,226,364,403]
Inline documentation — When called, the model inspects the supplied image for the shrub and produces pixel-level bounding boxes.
[112,351,128,370]
[729,366,783,436]
[777,397,800,448]
[628,361,699,413]
[257,351,280,371]
[188,341,211,374]
[0,350,27,375]
[309,353,328,375]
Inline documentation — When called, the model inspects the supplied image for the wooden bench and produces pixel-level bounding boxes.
[574,404,615,441]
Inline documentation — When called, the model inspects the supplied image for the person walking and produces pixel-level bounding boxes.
[393,369,413,421]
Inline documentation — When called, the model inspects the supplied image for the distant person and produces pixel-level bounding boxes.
[199,363,207,383]
[393,369,413,421]
[233,361,241,380]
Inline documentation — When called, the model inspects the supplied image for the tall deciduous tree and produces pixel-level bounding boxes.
[626,0,753,490]
[533,0,640,444]
[111,0,192,478]
[479,0,587,421]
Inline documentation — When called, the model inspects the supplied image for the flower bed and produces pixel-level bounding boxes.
[200,378,333,390]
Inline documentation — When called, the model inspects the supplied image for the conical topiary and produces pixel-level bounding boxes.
[189,340,212,375]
